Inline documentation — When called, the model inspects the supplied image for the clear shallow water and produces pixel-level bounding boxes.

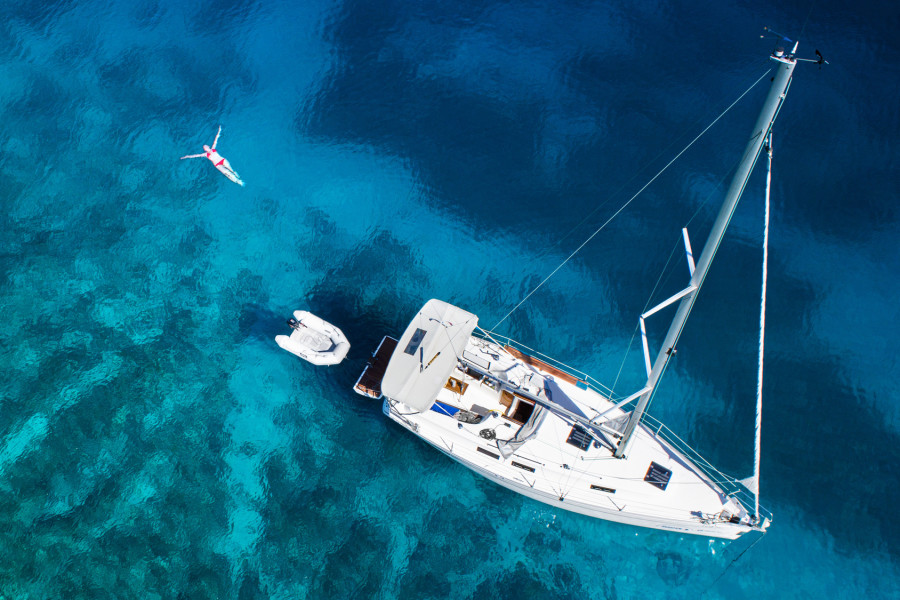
[1,0,898,598]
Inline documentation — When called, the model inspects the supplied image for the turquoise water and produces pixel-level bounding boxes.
[2,0,898,598]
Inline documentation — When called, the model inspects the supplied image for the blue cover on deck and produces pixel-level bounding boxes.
[430,401,460,417]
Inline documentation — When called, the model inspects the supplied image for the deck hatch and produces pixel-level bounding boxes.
[462,350,490,370]
[644,462,672,491]
[566,425,592,451]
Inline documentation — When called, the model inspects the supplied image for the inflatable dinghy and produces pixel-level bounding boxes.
[275,310,350,366]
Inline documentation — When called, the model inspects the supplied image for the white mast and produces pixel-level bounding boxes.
[615,49,797,458]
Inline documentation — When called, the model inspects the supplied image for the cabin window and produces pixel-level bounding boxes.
[404,328,427,355]
[644,462,672,491]
[512,461,535,473]
[477,447,500,460]
[566,425,592,451]
[591,485,616,494]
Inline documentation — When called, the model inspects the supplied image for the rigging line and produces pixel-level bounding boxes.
[567,101,763,398]
[530,56,769,264]
[704,531,767,596]
[643,107,766,313]
[608,148,743,396]
[425,309,479,370]
[608,247,679,395]
[490,68,774,333]
[628,78,792,418]
[608,80,787,402]
[555,421,588,497]
[753,131,773,518]
[799,0,817,40]
[608,234,684,395]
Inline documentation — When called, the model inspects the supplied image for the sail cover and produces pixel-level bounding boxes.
[497,404,547,458]
[381,299,478,412]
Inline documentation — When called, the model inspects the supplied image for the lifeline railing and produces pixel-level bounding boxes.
[641,412,773,523]
[473,328,772,524]
[474,328,617,399]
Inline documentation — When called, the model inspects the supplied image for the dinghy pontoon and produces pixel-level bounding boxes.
[275,311,350,366]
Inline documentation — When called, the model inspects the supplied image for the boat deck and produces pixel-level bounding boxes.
[380,336,756,539]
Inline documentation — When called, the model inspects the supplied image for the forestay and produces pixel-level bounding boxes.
[381,299,478,411]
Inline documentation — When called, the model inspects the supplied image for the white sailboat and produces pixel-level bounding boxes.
[354,46,803,539]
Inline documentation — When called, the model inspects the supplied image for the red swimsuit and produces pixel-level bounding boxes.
[207,149,225,167]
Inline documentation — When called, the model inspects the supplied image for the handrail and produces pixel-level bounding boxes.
[471,328,771,523]
[473,328,617,398]
[640,412,773,523]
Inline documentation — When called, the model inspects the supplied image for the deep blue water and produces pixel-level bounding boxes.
[1,0,898,598]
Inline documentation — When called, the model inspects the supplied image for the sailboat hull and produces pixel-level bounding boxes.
[360,46,798,540]
[384,399,753,540]
[368,316,764,540]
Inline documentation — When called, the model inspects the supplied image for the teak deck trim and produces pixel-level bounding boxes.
[505,345,584,387]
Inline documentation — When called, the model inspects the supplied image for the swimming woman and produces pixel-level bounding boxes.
[181,126,244,186]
